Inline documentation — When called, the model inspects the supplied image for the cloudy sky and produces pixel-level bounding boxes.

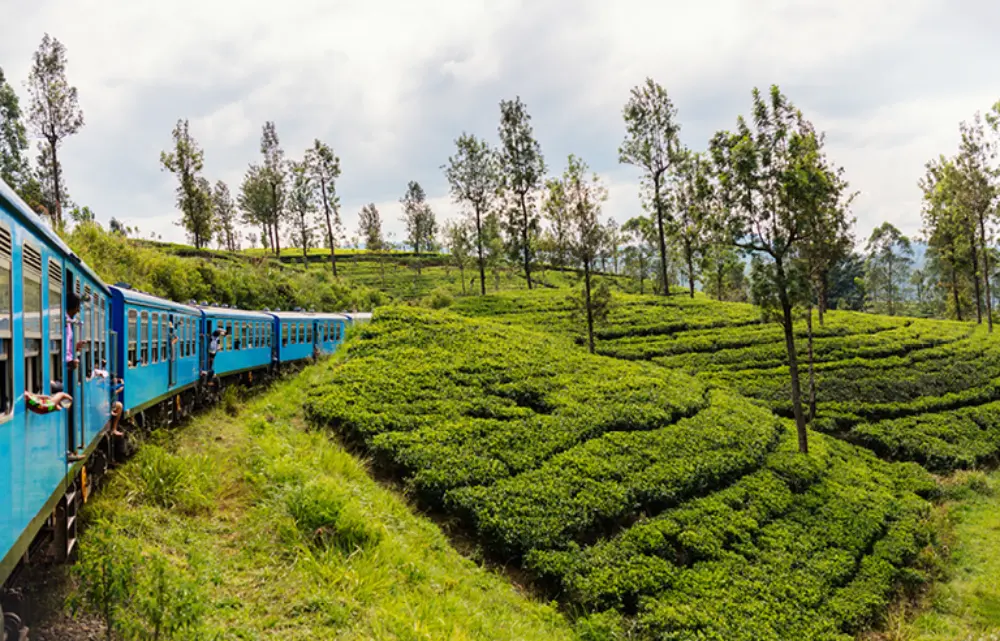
[1,0,997,249]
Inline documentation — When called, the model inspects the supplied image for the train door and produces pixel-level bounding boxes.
[168,314,177,388]
[64,269,84,458]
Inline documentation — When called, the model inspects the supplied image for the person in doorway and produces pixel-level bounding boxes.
[66,292,81,373]
[25,390,73,415]
[204,326,226,384]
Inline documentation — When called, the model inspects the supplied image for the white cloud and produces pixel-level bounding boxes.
[2,0,997,252]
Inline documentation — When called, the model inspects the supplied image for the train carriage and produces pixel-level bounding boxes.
[0,181,113,610]
[313,313,349,356]
[198,307,274,378]
[109,287,201,417]
[270,311,318,364]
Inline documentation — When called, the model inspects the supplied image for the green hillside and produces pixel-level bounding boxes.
[59,369,572,640]
[453,289,1000,473]
[305,305,940,640]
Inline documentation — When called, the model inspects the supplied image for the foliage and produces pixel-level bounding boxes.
[304,138,343,277]
[26,32,83,227]
[305,304,935,640]
[498,96,545,289]
[866,222,913,317]
[619,77,682,296]
[0,66,34,202]
[399,180,437,256]
[63,222,385,311]
[69,370,573,640]
[160,119,213,249]
[444,132,501,295]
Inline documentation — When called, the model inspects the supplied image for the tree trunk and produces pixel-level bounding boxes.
[806,303,817,422]
[969,225,983,324]
[49,137,62,228]
[520,192,533,289]
[887,256,894,316]
[459,261,466,295]
[639,255,645,295]
[653,174,670,296]
[475,207,486,295]
[776,259,808,453]
[319,181,338,278]
[584,259,595,354]
[818,271,828,326]
[951,262,963,321]
[980,213,993,332]
[686,241,695,298]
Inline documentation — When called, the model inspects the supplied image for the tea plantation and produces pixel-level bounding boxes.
[454,290,1000,473]
[305,305,939,640]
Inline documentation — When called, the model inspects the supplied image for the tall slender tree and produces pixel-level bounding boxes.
[238,164,273,252]
[957,111,998,331]
[865,222,913,316]
[259,121,286,255]
[400,180,437,263]
[160,119,212,248]
[622,215,656,294]
[444,133,500,295]
[212,181,239,252]
[562,154,609,353]
[357,203,386,287]
[671,149,714,297]
[498,97,545,289]
[619,78,682,296]
[305,139,343,277]
[26,33,84,228]
[288,160,317,263]
[0,66,34,200]
[921,156,971,321]
[710,85,829,454]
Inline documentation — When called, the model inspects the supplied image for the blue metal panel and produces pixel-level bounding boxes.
[270,312,317,364]
[313,313,349,356]
[198,307,274,376]
[110,287,201,414]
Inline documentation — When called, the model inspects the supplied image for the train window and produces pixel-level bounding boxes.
[225,320,232,350]
[190,318,196,356]
[267,324,272,347]
[0,225,11,415]
[306,323,312,343]
[161,315,168,361]
[281,322,288,346]
[151,313,159,363]
[99,298,106,370]
[140,311,149,365]
[128,309,138,367]
[48,258,63,389]
[23,243,43,393]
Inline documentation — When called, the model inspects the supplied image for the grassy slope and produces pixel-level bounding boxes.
[904,472,1000,640]
[72,367,573,640]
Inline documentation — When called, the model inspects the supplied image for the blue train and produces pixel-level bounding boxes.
[0,180,369,639]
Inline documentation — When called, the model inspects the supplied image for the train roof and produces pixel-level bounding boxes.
[0,179,109,293]
[197,305,274,320]
[268,311,322,320]
[109,285,201,314]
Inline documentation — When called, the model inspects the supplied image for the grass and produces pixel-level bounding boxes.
[899,470,1000,640]
[71,368,573,640]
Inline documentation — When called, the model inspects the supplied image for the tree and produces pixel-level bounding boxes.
[26,33,84,228]
[865,222,913,316]
[260,121,286,255]
[68,204,95,224]
[957,110,998,331]
[357,203,387,288]
[212,181,239,252]
[710,85,827,454]
[671,149,714,297]
[920,156,971,321]
[358,203,383,250]
[0,66,33,199]
[305,139,343,277]
[622,215,656,294]
[498,97,546,289]
[443,219,474,294]
[444,133,500,295]
[604,217,622,274]
[238,164,273,252]
[619,78,683,296]
[561,154,609,354]
[159,119,213,249]
[35,142,67,221]
[400,181,437,265]
[288,160,317,263]
[542,177,573,269]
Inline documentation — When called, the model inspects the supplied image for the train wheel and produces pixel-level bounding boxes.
[2,607,27,641]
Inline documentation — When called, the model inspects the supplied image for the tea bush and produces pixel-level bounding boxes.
[306,305,936,639]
